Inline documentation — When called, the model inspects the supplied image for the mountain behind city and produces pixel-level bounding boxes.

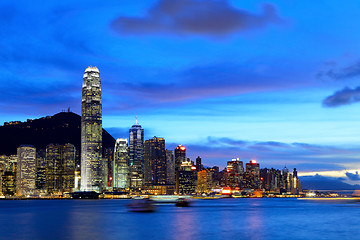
[0,111,116,157]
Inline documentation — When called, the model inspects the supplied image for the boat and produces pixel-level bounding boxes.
[127,198,156,212]
[175,197,191,207]
[150,195,179,203]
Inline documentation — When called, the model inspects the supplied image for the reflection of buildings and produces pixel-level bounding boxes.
[16,145,37,196]
[81,66,103,192]
[129,118,144,189]
[113,138,130,189]
[144,136,166,185]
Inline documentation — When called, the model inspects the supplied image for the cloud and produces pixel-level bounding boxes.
[111,0,281,37]
[322,86,360,107]
[300,174,360,190]
[166,137,358,171]
[346,171,360,181]
[317,61,360,81]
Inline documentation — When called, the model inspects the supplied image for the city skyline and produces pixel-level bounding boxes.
[1,0,360,186]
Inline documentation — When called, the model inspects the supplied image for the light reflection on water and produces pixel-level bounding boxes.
[0,198,360,240]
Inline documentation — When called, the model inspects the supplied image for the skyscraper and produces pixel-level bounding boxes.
[144,136,166,185]
[81,66,104,192]
[16,145,37,196]
[166,150,175,185]
[129,118,144,189]
[46,143,75,194]
[113,138,130,189]
[244,160,260,189]
[175,145,186,193]
[226,158,244,189]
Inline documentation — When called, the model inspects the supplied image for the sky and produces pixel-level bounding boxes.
[1,0,360,184]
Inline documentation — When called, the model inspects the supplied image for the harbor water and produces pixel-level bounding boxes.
[0,198,359,240]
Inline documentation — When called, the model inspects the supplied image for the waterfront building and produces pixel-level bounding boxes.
[196,156,202,172]
[225,158,244,189]
[104,147,114,188]
[35,149,46,190]
[144,136,166,185]
[16,145,37,196]
[175,145,187,193]
[196,169,214,194]
[244,160,260,189]
[129,118,144,189]
[46,143,75,194]
[178,161,197,195]
[62,143,76,192]
[1,171,16,196]
[81,66,104,192]
[166,150,175,185]
[113,138,130,189]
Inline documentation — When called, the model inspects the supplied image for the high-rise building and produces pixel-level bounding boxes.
[175,145,186,171]
[104,147,114,187]
[62,143,76,193]
[196,156,202,172]
[1,171,16,196]
[46,143,75,194]
[81,66,104,192]
[178,161,197,195]
[16,145,37,196]
[225,158,244,189]
[166,150,175,185]
[144,137,166,185]
[244,160,260,189]
[46,144,62,194]
[113,138,130,189]
[129,118,144,189]
[174,145,187,193]
[35,149,46,190]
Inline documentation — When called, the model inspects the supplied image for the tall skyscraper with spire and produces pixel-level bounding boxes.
[81,66,104,192]
[129,117,144,189]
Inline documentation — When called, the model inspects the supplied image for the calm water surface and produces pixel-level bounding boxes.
[0,198,359,240]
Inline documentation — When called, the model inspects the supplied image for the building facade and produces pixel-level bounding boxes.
[144,137,166,185]
[113,138,130,189]
[16,145,37,196]
[81,66,104,192]
[129,119,144,189]
[166,150,175,185]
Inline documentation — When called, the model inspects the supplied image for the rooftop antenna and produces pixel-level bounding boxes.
[135,116,138,124]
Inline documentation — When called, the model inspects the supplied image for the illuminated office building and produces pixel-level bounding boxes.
[113,138,130,189]
[81,66,104,192]
[46,143,75,194]
[16,145,37,196]
[178,161,197,195]
[1,171,16,196]
[62,143,76,192]
[166,150,175,185]
[175,145,187,193]
[244,160,260,189]
[226,158,244,189]
[144,136,166,185]
[129,118,144,189]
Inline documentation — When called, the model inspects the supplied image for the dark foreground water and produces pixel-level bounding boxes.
[0,198,359,240]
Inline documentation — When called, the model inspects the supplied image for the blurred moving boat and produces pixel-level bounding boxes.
[127,198,156,212]
[175,197,191,207]
[150,195,179,203]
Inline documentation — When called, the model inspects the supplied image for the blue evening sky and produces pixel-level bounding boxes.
[1,0,360,181]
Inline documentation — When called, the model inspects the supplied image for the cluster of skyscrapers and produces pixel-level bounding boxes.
[0,66,301,197]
